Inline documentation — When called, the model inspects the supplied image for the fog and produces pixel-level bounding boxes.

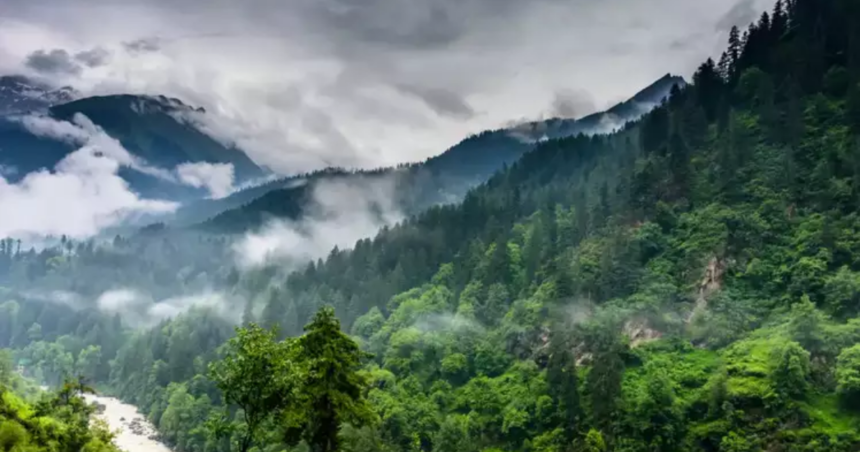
[233,175,404,269]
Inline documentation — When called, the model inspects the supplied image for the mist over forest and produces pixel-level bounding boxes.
[4,0,860,451]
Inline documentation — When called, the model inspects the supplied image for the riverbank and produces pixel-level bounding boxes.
[83,394,172,452]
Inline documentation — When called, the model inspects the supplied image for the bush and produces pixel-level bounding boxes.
[836,344,860,405]
[0,421,29,452]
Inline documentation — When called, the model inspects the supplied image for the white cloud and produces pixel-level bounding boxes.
[0,115,177,239]
[19,113,176,181]
[97,288,145,312]
[97,288,242,328]
[175,161,234,199]
[234,175,403,268]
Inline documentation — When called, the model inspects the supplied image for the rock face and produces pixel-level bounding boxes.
[92,402,107,415]
[687,256,726,324]
[697,257,725,308]
[624,318,663,348]
[0,75,77,115]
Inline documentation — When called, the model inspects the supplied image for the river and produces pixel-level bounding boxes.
[83,394,173,452]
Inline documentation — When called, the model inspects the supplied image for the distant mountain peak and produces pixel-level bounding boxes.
[49,93,207,118]
[129,94,206,115]
[0,75,79,115]
[503,73,687,144]
[629,73,686,105]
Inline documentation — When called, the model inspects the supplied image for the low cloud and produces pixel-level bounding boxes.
[549,89,597,119]
[97,288,242,328]
[394,83,475,119]
[176,161,235,199]
[13,113,243,206]
[415,313,485,335]
[19,113,175,181]
[19,289,85,310]
[234,175,403,269]
[1,114,177,239]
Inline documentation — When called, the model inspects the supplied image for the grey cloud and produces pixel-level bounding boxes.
[124,37,161,54]
[394,83,475,119]
[25,49,81,75]
[549,89,597,119]
[306,1,464,51]
[74,47,111,67]
[716,0,758,31]
[295,0,572,55]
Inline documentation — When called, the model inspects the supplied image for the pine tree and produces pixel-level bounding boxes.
[728,26,742,78]
[289,307,375,452]
[547,329,581,441]
[772,0,787,40]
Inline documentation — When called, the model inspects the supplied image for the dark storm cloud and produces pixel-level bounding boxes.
[74,47,111,67]
[394,83,475,119]
[25,49,81,75]
[716,0,758,31]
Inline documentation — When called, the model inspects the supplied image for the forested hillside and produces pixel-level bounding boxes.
[0,352,121,452]
[3,0,860,451]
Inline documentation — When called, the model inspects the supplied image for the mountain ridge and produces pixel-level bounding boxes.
[0,90,266,201]
[0,75,78,115]
[192,74,685,231]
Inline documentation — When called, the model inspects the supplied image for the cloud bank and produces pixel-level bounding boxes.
[97,288,243,328]
[0,116,177,239]
[1,113,248,238]
[234,175,403,269]
[175,161,235,199]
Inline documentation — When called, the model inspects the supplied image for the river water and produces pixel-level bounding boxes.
[83,394,173,452]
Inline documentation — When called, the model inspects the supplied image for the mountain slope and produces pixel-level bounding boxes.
[508,73,686,142]
[49,95,263,182]
[0,75,77,115]
[0,93,266,200]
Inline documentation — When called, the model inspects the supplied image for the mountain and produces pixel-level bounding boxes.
[0,75,78,115]
[0,92,266,200]
[50,95,264,182]
[192,74,684,231]
[5,1,860,451]
[507,73,686,142]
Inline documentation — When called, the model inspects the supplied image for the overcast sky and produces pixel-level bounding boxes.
[0,0,772,175]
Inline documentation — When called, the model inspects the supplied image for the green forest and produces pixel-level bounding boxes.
[4,0,860,450]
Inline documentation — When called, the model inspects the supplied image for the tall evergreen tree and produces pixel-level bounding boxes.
[289,307,375,452]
